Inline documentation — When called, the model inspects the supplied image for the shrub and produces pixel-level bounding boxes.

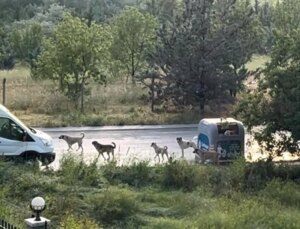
[260,179,300,208]
[59,154,105,187]
[59,214,102,229]
[242,159,275,191]
[88,186,139,224]
[102,161,158,187]
[162,160,203,191]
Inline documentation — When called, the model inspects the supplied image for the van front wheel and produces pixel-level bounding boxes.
[21,151,38,162]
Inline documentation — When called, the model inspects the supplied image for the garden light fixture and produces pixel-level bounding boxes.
[30,197,46,221]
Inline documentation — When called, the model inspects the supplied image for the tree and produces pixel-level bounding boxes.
[110,7,158,84]
[61,0,123,24]
[272,0,300,33]
[137,66,166,111]
[234,29,300,155]
[0,0,43,22]
[32,13,112,113]
[0,26,15,70]
[10,23,43,68]
[143,0,179,24]
[151,0,262,111]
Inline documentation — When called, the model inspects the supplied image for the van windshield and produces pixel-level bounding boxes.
[5,109,34,134]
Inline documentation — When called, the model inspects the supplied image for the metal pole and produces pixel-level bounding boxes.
[2,78,6,105]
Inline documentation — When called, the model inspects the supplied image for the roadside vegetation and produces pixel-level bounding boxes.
[0,0,299,156]
[0,65,231,127]
[0,0,300,228]
[1,156,300,228]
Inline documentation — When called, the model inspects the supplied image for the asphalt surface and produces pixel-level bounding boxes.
[38,124,200,169]
[38,124,299,169]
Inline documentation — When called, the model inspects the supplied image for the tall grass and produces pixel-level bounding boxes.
[0,156,300,228]
[0,65,228,127]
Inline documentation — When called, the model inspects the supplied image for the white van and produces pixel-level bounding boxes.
[0,104,55,165]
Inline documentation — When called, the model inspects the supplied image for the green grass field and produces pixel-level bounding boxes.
[0,156,300,228]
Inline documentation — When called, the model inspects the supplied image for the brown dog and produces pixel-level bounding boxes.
[92,141,116,161]
[59,133,85,152]
[193,148,219,165]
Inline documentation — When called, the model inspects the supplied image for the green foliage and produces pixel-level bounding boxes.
[33,12,112,112]
[152,0,262,109]
[272,0,300,32]
[162,160,204,191]
[260,179,300,208]
[63,0,123,24]
[10,23,43,67]
[142,0,179,24]
[1,156,300,227]
[111,7,158,83]
[0,0,43,22]
[0,26,15,70]
[60,112,104,126]
[102,160,157,187]
[235,29,300,154]
[59,214,101,229]
[59,153,105,187]
[88,186,139,223]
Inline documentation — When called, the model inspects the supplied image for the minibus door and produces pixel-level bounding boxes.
[0,117,28,155]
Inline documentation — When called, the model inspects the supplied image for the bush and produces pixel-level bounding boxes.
[162,160,204,191]
[88,186,139,224]
[59,214,102,229]
[243,159,275,191]
[260,179,300,208]
[102,161,159,187]
[59,154,105,187]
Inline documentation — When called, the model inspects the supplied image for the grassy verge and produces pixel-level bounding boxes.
[0,66,231,127]
[1,156,300,228]
[0,56,267,127]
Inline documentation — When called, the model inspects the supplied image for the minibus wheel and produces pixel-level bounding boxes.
[21,151,38,162]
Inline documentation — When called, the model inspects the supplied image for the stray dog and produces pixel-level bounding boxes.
[92,141,116,161]
[151,142,169,162]
[59,132,85,152]
[176,137,197,157]
[224,130,235,136]
[193,148,219,165]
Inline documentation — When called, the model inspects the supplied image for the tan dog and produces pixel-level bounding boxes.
[92,141,116,161]
[193,148,219,165]
[176,137,197,157]
[59,133,85,152]
[151,142,169,162]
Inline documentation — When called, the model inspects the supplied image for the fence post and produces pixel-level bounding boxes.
[24,217,50,229]
[2,78,6,105]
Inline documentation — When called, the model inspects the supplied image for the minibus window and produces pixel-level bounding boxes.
[0,118,25,141]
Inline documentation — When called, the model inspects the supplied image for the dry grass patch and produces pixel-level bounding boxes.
[0,66,234,127]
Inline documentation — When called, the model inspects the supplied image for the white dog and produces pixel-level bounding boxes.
[176,137,197,157]
[151,142,169,162]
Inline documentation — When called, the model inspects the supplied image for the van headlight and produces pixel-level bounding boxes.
[40,138,52,147]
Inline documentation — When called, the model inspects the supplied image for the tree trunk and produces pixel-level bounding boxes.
[131,52,136,85]
[2,78,6,105]
[80,81,84,113]
[151,74,155,112]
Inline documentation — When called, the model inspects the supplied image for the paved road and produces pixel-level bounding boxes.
[38,124,200,169]
[38,124,298,169]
